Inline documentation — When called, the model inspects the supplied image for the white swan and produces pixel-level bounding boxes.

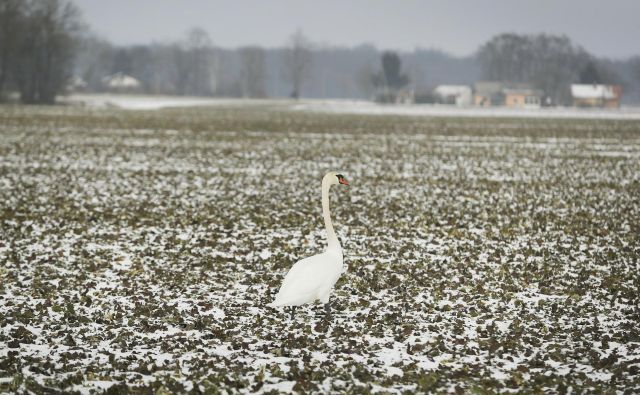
[269,171,349,316]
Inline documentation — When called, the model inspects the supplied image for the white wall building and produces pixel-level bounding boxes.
[434,85,472,106]
[102,72,142,92]
[570,84,622,108]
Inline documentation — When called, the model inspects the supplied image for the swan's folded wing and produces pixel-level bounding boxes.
[271,253,328,306]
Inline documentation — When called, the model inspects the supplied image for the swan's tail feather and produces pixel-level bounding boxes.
[267,293,286,307]
[267,296,289,307]
[268,292,315,307]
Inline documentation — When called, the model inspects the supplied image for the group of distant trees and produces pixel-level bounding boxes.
[284,30,312,99]
[0,0,82,104]
[78,29,248,97]
[75,29,313,99]
[73,29,640,106]
[477,33,623,105]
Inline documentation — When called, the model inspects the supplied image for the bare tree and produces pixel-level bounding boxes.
[0,0,25,99]
[147,44,181,95]
[240,46,266,98]
[477,33,530,83]
[14,0,83,104]
[74,34,113,91]
[631,56,640,86]
[284,29,312,99]
[579,61,602,84]
[176,27,215,96]
[356,63,376,99]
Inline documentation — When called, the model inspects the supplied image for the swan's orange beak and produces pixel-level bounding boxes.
[339,178,349,186]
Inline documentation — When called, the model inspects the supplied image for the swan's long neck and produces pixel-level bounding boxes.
[322,178,340,251]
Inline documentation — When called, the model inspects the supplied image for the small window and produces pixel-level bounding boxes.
[525,96,539,105]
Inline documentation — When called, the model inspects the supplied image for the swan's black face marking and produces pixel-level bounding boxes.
[336,174,349,185]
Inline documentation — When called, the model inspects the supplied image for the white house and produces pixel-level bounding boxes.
[571,84,622,108]
[102,72,142,92]
[434,85,472,106]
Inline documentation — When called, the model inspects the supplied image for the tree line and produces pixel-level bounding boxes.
[1,1,640,105]
[63,30,640,105]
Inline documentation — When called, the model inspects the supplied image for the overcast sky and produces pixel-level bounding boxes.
[74,0,640,59]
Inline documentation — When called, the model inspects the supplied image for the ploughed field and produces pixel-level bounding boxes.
[1,103,639,394]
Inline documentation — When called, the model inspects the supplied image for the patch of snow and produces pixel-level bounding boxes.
[292,100,640,120]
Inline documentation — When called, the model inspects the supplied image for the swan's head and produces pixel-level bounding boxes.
[336,173,349,186]
[324,171,349,186]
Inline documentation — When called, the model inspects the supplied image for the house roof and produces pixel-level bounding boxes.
[571,84,618,99]
[474,81,504,95]
[503,88,543,97]
[474,81,535,95]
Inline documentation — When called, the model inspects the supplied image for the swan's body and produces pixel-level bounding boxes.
[269,172,349,309]
[269,248,343,306]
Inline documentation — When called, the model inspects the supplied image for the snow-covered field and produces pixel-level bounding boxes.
[62,94,277,111]
[291,100,640,120]
[64,93,640,120]
[62,94,640,120]
[1,103,639,393]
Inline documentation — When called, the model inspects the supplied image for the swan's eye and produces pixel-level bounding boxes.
[336,174,344,180]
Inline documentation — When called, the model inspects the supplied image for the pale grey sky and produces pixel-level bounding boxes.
[74,0,640,59]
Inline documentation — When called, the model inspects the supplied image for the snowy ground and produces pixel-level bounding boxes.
[62,94,278,111]
[64,93,640,120]
[291,100,640,120]
[0,104,639,393]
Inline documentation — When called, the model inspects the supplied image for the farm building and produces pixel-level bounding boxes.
[434,85,472,106]
[571,84,622,108]
[473,81,504,107]
[504,88,543,109]
[474,82,547,108]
